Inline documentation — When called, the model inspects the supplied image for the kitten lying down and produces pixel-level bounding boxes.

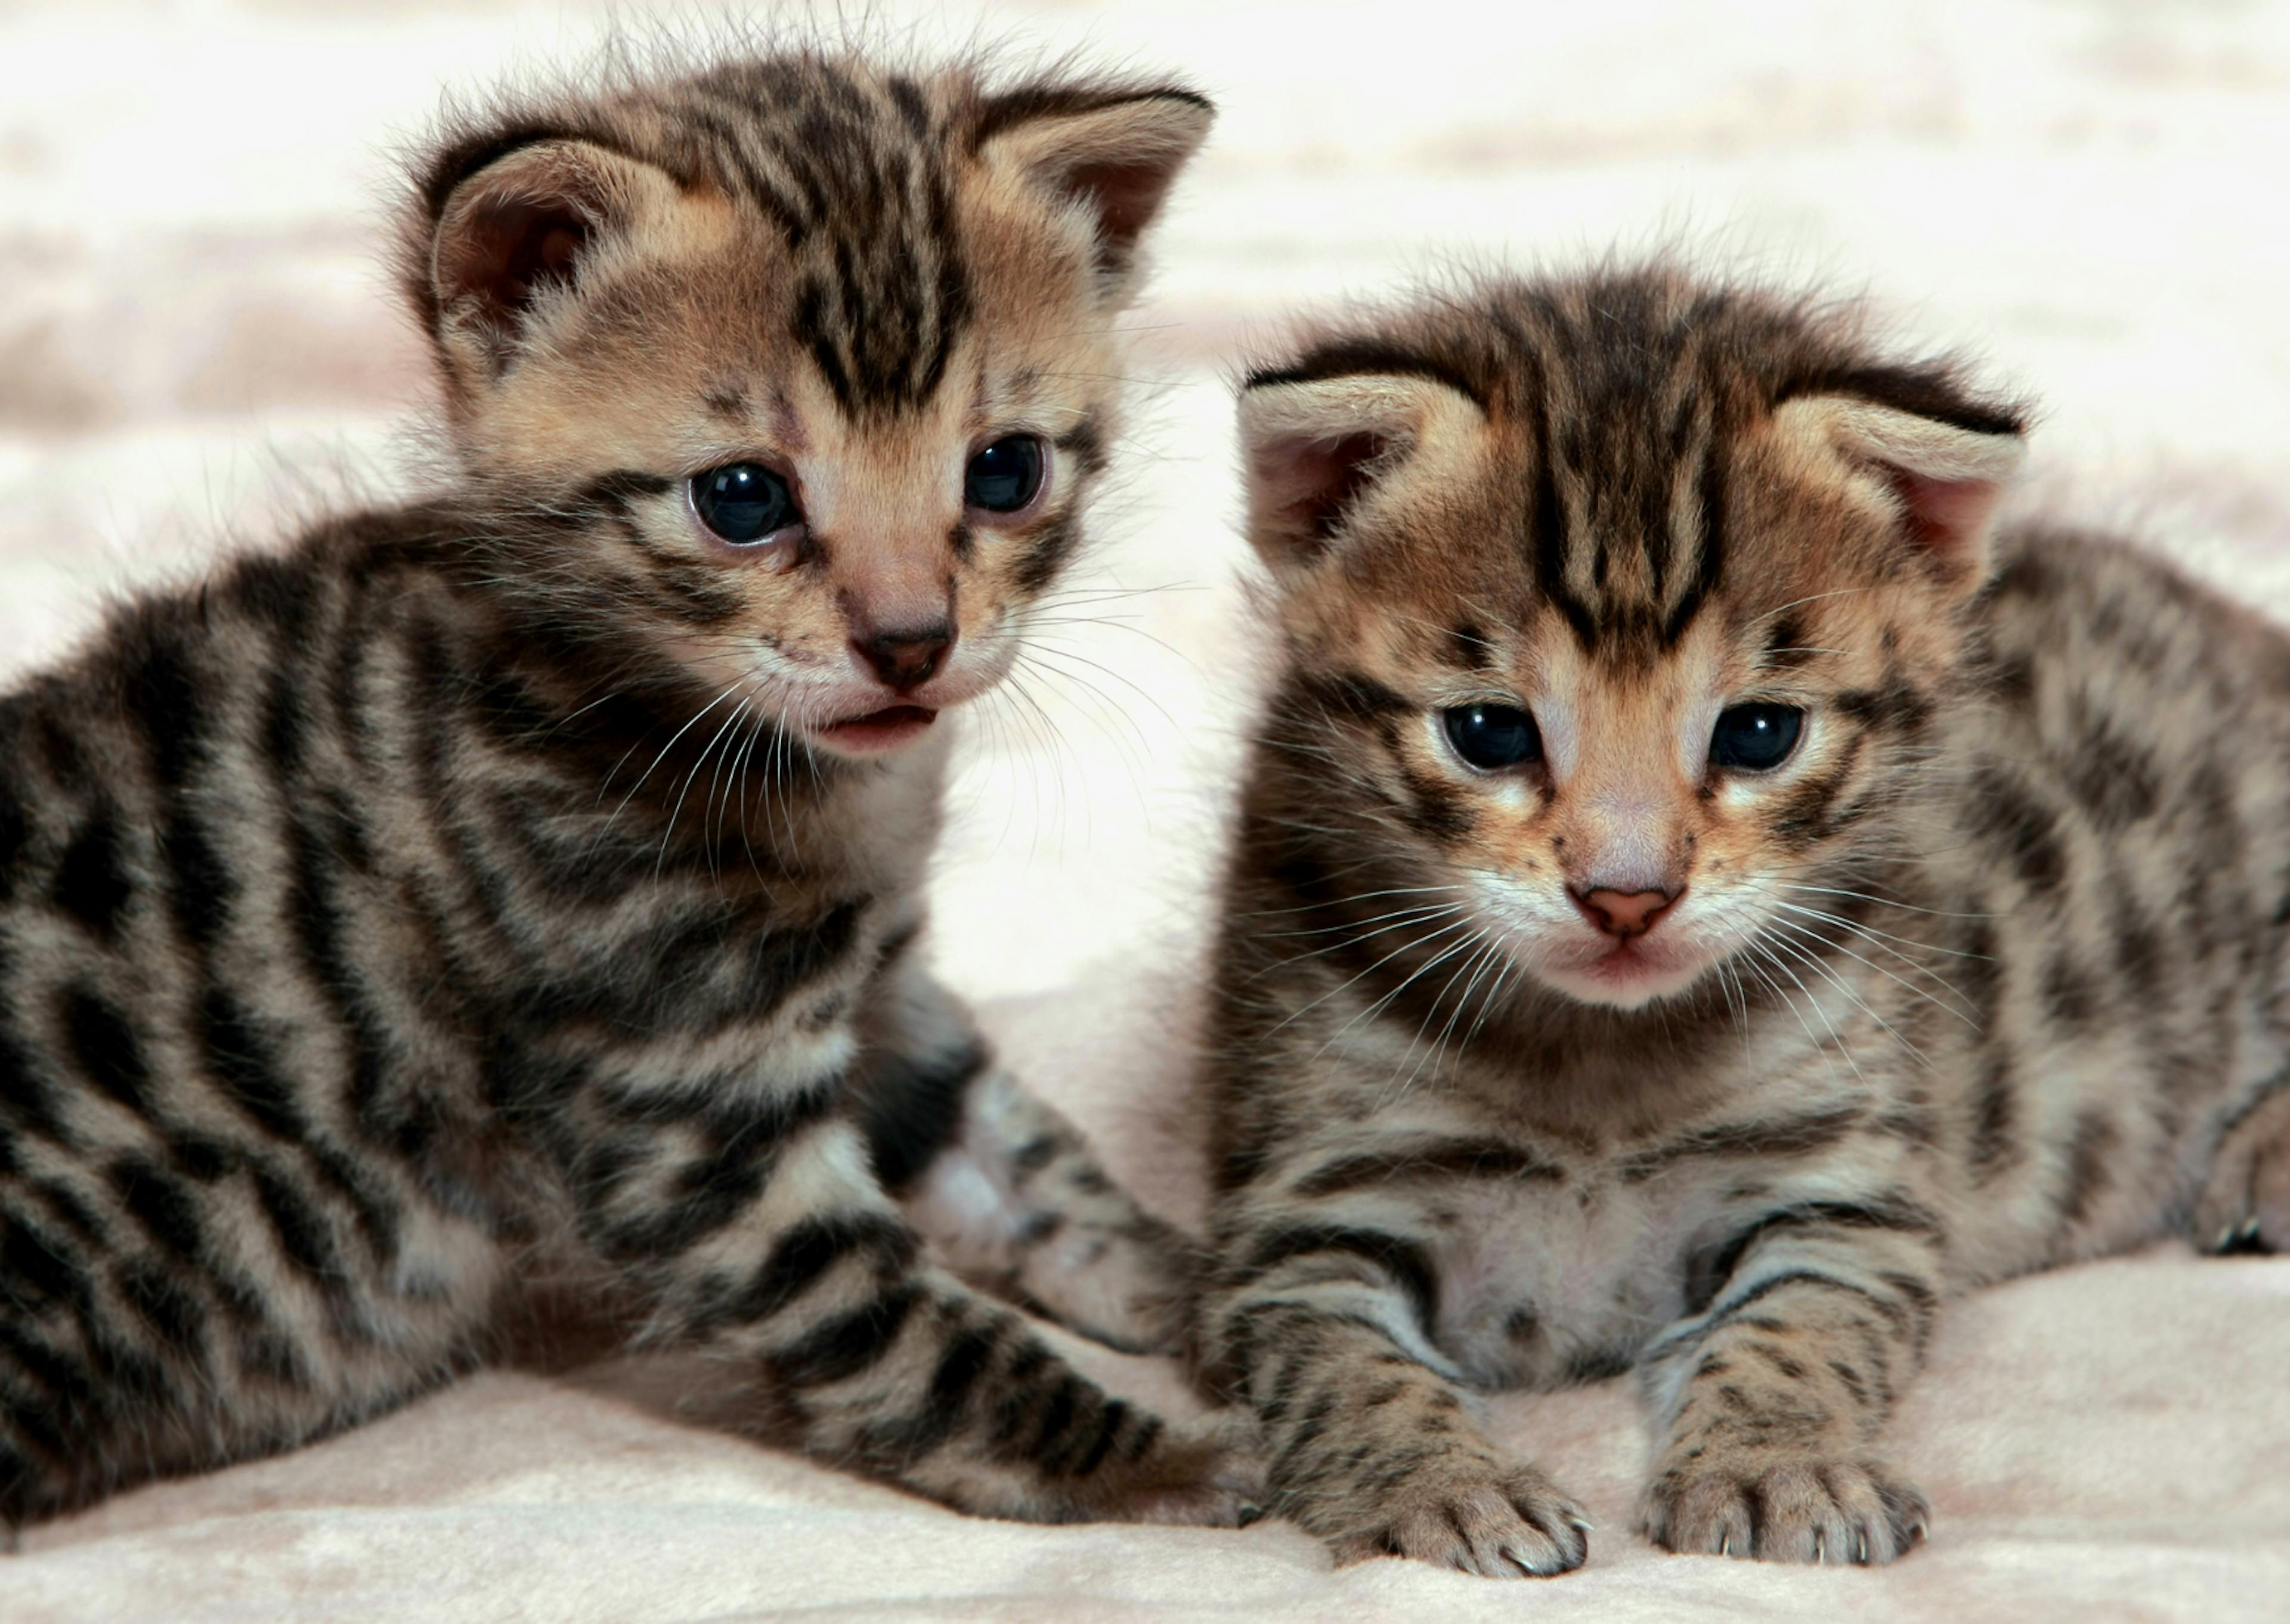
[1197,265,2290,1575]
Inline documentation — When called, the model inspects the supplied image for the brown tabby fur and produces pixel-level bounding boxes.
[1196,264,2290,1575]
[0,44,1257,1540]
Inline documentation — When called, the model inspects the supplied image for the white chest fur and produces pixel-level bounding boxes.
[1426,1172,1708,1390]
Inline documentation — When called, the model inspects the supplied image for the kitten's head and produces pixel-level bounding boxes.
[1237,268,2026,1014]
[400,51,1209,756]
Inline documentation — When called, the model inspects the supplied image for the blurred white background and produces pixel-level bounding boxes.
[4,0,2288,1022]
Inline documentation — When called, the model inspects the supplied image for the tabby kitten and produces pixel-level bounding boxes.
[0,49,1248,1538]
[1197,265,2290,1575]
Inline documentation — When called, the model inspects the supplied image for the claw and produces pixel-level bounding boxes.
[1855,1531,1870,1564]
[2217,1216,2270,1256]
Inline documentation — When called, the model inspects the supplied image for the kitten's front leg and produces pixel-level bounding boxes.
[571,1092,1255,1525]
[1639,1208,1942,1564]
[851,951,1196,1353]
[1199,1217,1588,1577]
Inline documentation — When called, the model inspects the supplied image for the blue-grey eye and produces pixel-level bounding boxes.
[691,463,799,545]
[1442,703,1542,771]
[1710,703,1804,771]
[965,436,1044,513]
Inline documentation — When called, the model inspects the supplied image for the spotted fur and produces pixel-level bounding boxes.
[1197,265,2290,1575]
[0,47,1248,1538]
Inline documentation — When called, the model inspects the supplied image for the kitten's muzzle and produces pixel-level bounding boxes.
[1571,886,1681,940]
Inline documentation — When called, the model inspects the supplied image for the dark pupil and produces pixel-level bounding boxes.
[965,436,1044,512]
[1443,703,1542,771]
[1710,703,1805,770]
[692,463,796,544]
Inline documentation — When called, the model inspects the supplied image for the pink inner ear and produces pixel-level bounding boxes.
[444,194,593,330]
[1254,430,1388,554]
[1888,469,2003,558]
[1062,157,1188,277]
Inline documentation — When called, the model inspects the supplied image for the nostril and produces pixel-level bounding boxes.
[853,625,954,691]
[1573,887,1680,940]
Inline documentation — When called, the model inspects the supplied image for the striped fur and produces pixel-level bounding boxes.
[1198,265,2290,1575]
[0,48,1248,1537]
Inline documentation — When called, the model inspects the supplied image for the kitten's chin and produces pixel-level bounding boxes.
[809,704,940,757]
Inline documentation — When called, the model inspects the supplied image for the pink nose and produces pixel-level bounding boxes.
[1573,887,1679,940]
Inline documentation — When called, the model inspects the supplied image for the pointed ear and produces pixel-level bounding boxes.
[419,137,677,398]
[1239,371,1486,573]
[974,84,1214,300]
[1771,394,2028,592]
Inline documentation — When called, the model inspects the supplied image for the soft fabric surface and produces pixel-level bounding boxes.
[6,1,2290,1619]
[13,1249,2287,1622]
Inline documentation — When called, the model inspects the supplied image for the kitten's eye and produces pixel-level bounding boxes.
[691,463,800,546]
[1710,703,1805,771]
[965,436,1045,513]
[1442,703,1543,772]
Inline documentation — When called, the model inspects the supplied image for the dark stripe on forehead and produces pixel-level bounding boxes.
[1528,374,1595,649]
[1664,420,1726,644]
[677,99,810,246]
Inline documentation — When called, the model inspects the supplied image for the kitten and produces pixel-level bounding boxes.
[0,47,1252,1538]
[1196,265,2290,1575]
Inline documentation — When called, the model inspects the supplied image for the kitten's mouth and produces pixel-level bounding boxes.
[815,704,939,755]
[1545,937,1706,1010]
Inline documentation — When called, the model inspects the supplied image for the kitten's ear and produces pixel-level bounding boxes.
[1772,393,2028,592]
[974,83,1214,300]
[416,137,676,398]
[1239,371,1485,573]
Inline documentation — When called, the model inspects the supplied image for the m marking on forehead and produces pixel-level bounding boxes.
[680,65,974,420]
[1523,346,1728,653]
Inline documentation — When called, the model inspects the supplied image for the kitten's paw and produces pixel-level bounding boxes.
[1644,1458,1927,1564]
[1093,1410,1268,1527]
[1320,1459,1590,1579]
[2198,1088,2290,1256]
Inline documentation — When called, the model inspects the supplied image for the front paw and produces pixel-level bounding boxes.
[1094,1409,1268,1527]
[2198,1086,2290,1256]
[1644,1456,1927,1564]
[1313,1455,1590,1579]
